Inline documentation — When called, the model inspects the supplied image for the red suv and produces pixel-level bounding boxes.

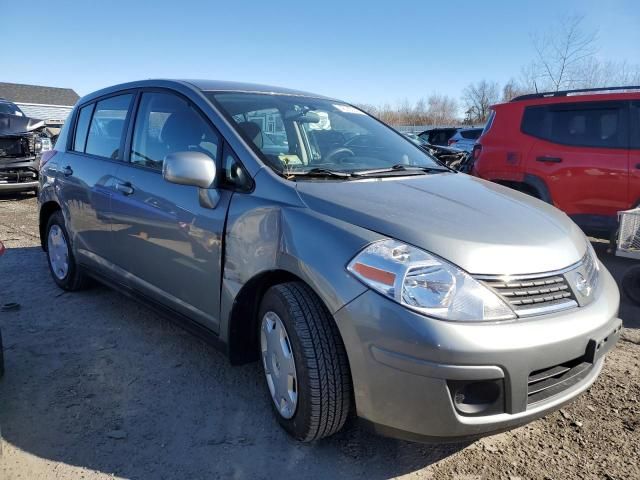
[472,87,640,235]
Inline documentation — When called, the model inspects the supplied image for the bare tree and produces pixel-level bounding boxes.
[426,94,458,125]
[501,78,530,102]
[462,80,499,123]
[356,96,460,126]
[574,58,640,89]
[530,14,598,91]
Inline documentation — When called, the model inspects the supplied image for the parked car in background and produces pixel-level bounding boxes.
[472,86,640,236]
[402,132,429,146]
[447,127,483,151]
[0,98,53,194]
[39,79,620,444]
[418,127,459,146]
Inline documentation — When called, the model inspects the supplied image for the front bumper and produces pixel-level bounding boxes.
[0,156,39,192]
[334,265,621,442]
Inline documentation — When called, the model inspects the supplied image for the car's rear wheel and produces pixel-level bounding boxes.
[45,211,90,291]
[259,282,351,441]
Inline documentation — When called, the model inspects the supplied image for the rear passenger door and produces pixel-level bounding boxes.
[111,90,232,332]
[524,101,628,231]
[57,93,133,269]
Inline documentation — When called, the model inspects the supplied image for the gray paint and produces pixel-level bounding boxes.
[38,79,621,443]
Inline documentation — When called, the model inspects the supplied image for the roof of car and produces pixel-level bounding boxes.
[494,89,640,110]
[78,79,335,106]
[183,79,333,99]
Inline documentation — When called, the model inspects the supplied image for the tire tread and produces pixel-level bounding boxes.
[272,282,351,441]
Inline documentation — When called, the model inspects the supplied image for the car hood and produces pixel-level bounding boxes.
[295,172,587,275]
[0,113,45,135]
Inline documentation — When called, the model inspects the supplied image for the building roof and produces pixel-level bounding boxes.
[0,82,79,107]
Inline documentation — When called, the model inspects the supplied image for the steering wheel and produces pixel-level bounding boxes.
[324,147,355,163]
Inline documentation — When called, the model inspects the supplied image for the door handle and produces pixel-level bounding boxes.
[62,165,73,176]
[536,156,562,163]
[115,182,134,196]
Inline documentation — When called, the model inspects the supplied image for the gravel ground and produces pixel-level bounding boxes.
[0,193,638,480]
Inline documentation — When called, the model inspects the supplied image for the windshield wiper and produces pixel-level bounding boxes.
[351,164,449,177]
[284,167,353,179]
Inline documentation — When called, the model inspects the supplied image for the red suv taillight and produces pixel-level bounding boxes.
[39,150,57,169]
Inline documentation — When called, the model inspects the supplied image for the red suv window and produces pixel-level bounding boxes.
[521,102,627,149]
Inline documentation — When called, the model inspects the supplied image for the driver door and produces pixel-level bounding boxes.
[111,90,231,332]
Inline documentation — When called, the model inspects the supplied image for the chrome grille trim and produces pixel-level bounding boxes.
[473,258,582,281]
[474,256,592,317]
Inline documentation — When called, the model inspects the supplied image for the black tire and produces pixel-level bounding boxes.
[622,265,640,306]
[259,282,351,441]
[45,211,90,291]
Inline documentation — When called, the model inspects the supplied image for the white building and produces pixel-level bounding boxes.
[0,82,79,123]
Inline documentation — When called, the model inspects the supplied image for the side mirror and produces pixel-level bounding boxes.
[163,151,216,188]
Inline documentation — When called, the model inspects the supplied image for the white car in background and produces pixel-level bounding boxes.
[448,127,483,152]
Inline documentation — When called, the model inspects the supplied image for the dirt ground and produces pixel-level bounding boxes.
[0,193,638,480]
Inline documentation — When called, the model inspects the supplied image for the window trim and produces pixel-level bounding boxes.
[520,100,630,150]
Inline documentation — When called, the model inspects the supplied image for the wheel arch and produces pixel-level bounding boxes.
[39,200,61,251]
[226,269,305,365]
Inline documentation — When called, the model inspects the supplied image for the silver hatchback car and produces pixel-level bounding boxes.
[38,80,621,443]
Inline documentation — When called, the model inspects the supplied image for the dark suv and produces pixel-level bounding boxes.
[472,87,640,235]
[0,98,52,194]
[417,127,459,146]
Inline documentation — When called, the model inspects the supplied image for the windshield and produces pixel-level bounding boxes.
[207,92,441,176]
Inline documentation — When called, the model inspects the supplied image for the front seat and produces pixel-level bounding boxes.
[161,111,207,154]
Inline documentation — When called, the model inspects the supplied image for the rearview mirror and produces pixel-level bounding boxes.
[163,151,216,189]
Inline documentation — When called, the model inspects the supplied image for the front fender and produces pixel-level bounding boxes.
[219,191,381,344]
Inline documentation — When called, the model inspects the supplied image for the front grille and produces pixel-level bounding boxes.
[480,274,577,316]
[0,137,27,157]
[527,356,593,406]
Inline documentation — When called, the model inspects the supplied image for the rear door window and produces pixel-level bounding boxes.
[522,102,627,148]
[85,94,133,159]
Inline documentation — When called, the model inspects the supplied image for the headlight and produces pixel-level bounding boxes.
[583,238,600,292]
[347,239,515,322]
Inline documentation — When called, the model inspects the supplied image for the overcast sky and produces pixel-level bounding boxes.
[3,0,639,105]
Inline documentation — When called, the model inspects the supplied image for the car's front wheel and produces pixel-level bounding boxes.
[45,211,90,291]
[259,282,352,441]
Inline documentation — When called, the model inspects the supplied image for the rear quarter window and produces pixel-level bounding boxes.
[521,102,627,148]
[461,129,482,140]
[73,104,94,152]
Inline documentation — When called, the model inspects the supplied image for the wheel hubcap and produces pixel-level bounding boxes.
[47,225,69,280]
[261,311,298,419]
